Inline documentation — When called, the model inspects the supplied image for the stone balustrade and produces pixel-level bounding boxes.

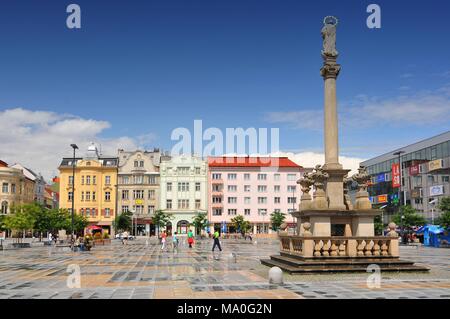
[279,235,399,258]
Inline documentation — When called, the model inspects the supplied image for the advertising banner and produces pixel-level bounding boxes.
[392,163,401,188]
[430,185,444,196]
[428,159,443,171]
[409,164,419,176]
[377,194,388,203]
[377,173,386,183]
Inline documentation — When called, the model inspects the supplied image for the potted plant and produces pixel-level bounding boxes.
[102,232,111,244]
[93,232,103,245]
[84,234,93,251]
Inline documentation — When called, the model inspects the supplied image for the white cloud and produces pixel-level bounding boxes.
[264,85,450,129]
[0,108,156,181]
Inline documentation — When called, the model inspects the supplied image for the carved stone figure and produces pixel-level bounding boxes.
[321,16,339,57]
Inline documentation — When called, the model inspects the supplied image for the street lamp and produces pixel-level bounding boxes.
[70,144,78,245]
[393,150,405,208]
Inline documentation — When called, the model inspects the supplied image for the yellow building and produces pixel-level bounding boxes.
[58,143,118,234]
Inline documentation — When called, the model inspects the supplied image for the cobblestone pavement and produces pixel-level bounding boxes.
[0,237,449,299]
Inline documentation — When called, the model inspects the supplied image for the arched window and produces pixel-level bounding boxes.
[177,220,190,234]
[1,201,8,214]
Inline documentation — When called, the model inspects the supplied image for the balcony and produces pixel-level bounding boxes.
[211,202,223,208]
[211,179,223,184]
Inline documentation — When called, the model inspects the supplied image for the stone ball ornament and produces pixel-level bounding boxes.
[268,266,283,285]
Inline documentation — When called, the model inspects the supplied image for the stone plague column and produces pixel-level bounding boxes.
[319,16,349,210]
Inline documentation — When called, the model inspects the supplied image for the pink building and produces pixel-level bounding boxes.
[207,157,305,234]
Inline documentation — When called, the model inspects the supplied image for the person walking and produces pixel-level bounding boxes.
[161,231,167,251]
[187,229,194,248]
[212,230,222,252]
[122,230,129,245]
[172,231,179,252]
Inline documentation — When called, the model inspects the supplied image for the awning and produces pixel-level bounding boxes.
[87,225,102,230]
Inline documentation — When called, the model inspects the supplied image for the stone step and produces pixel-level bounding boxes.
[261,259,430,273]
[271,255,416,268]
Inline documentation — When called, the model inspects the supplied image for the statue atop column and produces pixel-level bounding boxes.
[321,16,339,58]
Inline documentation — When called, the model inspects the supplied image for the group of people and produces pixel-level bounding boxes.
[159,229,223,252]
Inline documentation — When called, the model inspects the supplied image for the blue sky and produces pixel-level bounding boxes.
[1,0,450,177]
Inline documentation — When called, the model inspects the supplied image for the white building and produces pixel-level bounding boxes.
[10,163,46,205]
[159,155,207,235]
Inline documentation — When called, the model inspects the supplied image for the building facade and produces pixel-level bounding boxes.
[208,157,304,234]
[361,131,450,223]
[10,163,46,205]
[117,149,162,236]
[58,143,118,234]
[159,155,207,235]
[0,160,35,215]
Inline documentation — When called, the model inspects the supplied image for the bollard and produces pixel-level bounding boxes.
[268,266,283,285]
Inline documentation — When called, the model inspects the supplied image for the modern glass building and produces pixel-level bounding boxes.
[361,131,450,223]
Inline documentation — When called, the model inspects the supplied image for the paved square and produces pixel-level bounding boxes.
[0,238,449,299]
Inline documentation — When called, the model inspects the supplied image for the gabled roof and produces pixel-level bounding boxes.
[208,157,302,168]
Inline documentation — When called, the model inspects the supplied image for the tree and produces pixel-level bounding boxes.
[230,215,251,236]
[151,210,172,237]
[270,211,286,231]
[437,197,450,228]
[192,212,208,235]
[0,214,6,232]
[4,205,36,243]
[392,205,426,230]
[113,211,132,233]
[374,215,384,235]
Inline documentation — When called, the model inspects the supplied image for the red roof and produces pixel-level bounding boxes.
[208,157,302,168]
[0,160,8,167]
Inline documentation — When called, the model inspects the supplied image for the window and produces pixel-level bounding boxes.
[86,208,90,217]
[148,206,155,215]
[86,176,90,185]
[244,209,251,216]
[122,205,129,213]
[178,167,190,175]
[244,174,250,180]
[178,182,189,192]
[149,176,156,184]
[68,176,74,186]
[258,197,267,204]
[428,176,435,183]
[93,176,96,185]
[212,173,222,180]
[287,174,297,181]
[133,190,144,199]
[105,208,111,217]
[274,174,280,181]
[228,209,237,216]
[134,205,144,214]
[178,199,189,209]
[258,185,267,192]
[105,192,111,201]
[288,197,297,204]
[68,191,73,201]
[105,176,111,185]
[212,184,222,192]
[195,167,201,174]
[122,176,129,184]
[1,201,8,214]
[167,182,172,192]
[228,173,237,180]
[140,161,144,167]
[228,197,237,204]
[212,196,222,203]
[166,200,172,209]
[257,173,267,180]
[228,185,237,192]
[443,176,450,183]
[86,191,91,201]
[134,175,143,184]
[244,197,251,204]
[122,190,129,200]
[274,197,281,204]
[195,182,201,191]
[92,191,96,201]
[244,185,251,192]
[2,183,8,193]
[258,209,267,216]
[134,161,139,167]
[274,185,280,193]
[11,184,16,194]
[213,208,222,216]
[148,190,155,200]
[195,199,201,209]
[81,176,84,185]
[287,185,296,192]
